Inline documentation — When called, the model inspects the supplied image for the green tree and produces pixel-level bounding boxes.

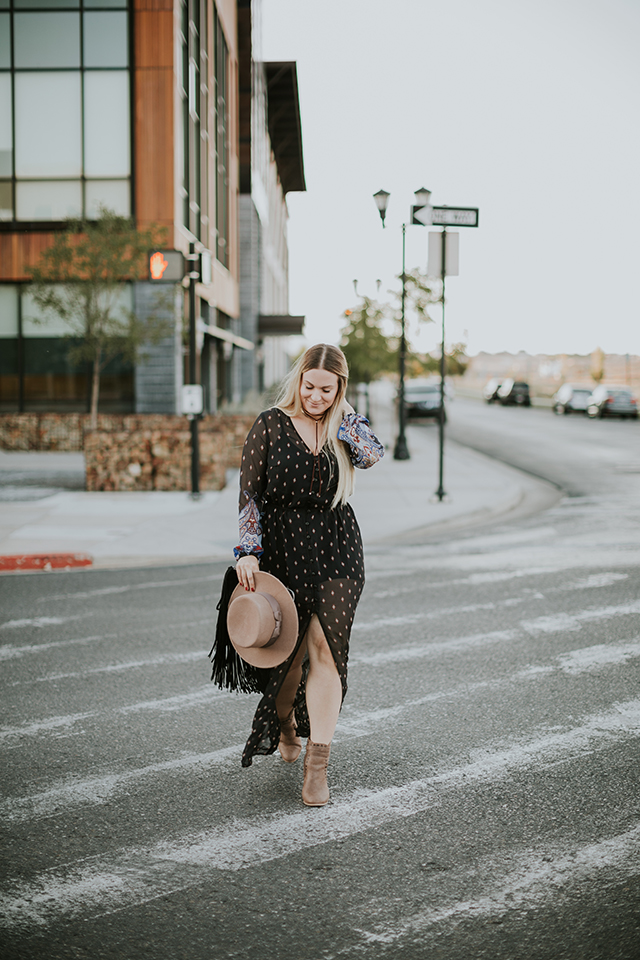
[28,207,170,427]
[340,297,395,384]
[417,341,469,377]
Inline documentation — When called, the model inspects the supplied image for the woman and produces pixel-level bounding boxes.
[234,343,384,805]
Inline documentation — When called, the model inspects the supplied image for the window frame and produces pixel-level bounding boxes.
[0,0,132,230]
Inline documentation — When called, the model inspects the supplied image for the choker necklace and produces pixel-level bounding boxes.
[301,408,326,472]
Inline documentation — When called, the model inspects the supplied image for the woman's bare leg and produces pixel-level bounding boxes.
[275,640,306,719]
[305,614,341,743]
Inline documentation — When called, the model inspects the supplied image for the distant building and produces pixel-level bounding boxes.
[0,0,305,415]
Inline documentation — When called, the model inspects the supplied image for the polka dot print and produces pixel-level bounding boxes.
[238,408,365,767]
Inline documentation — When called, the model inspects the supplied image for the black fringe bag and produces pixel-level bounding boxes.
[208,566,264,694]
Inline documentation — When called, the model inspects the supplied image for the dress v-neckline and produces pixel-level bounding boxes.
[285,411,325,457]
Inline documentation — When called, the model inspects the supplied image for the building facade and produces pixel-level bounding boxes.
[0,0,304,415]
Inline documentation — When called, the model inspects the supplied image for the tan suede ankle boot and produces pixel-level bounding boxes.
[302,740,331,806]
[278,711,302,763]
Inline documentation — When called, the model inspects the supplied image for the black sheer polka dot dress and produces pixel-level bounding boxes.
[234,407,384,767]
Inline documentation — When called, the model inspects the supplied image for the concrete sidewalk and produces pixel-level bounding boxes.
[0,401,560,571]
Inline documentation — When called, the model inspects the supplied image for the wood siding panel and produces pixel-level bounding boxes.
[0,233,55,281]
[134,8,174,228]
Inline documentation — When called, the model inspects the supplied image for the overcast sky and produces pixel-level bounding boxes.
[262,0,640,358]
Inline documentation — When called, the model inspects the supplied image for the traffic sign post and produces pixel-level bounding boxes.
[149,245,213,498]
[412,199,479,501]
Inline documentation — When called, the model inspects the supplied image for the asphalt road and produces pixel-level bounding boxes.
[1,399,639,960]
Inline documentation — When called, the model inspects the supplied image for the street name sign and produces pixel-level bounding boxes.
[431,206,479,227]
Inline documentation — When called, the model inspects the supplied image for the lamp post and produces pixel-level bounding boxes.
[373,188,431,461]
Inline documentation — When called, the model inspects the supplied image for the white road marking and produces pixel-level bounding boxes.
[27,650,205,683]
[0,688,227,746]
[0,635,111,662]
[563,572,629,590]
[39,574,221,603]
[0,745,240,825]
[4,637,640,824]
[1,701,639,928]
[0,616,86,631]
[352,630,518,665]
[521,599,640,635]
[348,826,640,951]
[0,713,96,744]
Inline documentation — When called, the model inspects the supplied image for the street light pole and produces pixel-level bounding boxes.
[187,241,201,498]
[395,223,410,460]
[373,189,410,460]
[435,227,447,501]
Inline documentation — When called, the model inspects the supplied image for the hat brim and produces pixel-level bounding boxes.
[228,571,299,668]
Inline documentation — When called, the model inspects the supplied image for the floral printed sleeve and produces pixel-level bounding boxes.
[337,413,385,469]
[233,414,269,560]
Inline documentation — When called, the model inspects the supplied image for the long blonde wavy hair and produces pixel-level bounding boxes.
[275,344,354,508]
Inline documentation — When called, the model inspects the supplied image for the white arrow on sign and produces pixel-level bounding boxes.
[431,206,479,227]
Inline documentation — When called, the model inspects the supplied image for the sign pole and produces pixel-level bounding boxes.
[188,241,201,498]
[435,227,447,501]
[394,224,410,460]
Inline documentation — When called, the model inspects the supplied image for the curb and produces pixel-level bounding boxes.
[0,553,93,573]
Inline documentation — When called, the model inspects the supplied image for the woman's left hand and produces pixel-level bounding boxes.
[342,401,355,416]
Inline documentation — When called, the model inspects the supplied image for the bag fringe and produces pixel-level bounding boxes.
[208,566,263,694]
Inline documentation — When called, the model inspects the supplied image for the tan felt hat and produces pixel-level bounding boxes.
[227,571,299,668]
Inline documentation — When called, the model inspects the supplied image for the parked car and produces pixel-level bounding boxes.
[586,385,639,419]
[497,379,531,406]
[552,384,593,415]
[482,378,503,403]
[403,380,446,422]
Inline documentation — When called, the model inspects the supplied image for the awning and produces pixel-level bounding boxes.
[265,63,306,195]
[258,315,305,337]
[197,321,254,350]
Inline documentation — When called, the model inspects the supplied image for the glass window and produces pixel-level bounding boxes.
[0,73,12,176]
[0,181,12,220]
[83,12,128,68]
[0,285,18,337]
[0,16,10,67]
[83,71,129,177]
[15,72,82,177]
[14,13,80,69]
[21,287,74,337]
[14,1,79,8]
[84,0,127,7]
[85,179,129,218]
[16,180,82,220]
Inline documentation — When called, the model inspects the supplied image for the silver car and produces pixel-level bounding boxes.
[552,384,592,415]
[586,385,639,419]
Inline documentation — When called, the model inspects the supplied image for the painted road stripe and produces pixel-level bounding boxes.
[0,615,88,631]
[345,826,640,952]
[38,574,221,604]
[3,635,640,824]
[0,687,228,746]
[1,701,639,929]
[0,634,113,662]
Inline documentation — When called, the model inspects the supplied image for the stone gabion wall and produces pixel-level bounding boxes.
[0,412,256,492]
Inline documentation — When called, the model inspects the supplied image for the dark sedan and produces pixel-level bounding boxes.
[403,381,446,422]
[586,386,639,419]
[497,379,531,406]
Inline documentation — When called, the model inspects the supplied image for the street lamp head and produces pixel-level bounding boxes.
[373,189,390,228]
[414,187,432,205]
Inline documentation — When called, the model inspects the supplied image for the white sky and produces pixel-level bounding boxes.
[262,0,640,358]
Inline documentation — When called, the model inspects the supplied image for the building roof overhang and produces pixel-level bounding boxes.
[258,315,305,337]
[264,62,306,195]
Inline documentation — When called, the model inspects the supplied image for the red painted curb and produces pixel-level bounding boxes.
[0,554,93,572]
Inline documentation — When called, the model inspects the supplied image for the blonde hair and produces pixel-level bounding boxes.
[275,344,354,508]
